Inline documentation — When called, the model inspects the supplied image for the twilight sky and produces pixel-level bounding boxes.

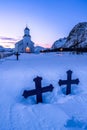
[0,0,87,48]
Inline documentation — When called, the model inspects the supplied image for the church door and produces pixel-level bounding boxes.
[25,47,30,53]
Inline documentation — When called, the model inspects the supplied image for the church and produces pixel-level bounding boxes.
[15,27,35,53]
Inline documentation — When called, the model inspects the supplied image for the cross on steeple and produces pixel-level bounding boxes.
[58,70,79,95]
[22,76,54,103]
[26,24,28,28]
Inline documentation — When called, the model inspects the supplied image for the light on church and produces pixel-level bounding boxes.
[26,47,30,53]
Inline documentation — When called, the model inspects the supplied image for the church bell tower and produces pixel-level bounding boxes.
[23,26,31,38]
[23,26,34,53]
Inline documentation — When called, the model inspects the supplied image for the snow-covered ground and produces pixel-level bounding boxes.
[0,52,87,130]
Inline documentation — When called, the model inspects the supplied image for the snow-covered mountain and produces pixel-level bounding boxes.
[0,46,5,52]
[52,38,67,49]
[4,48,13,52]
[52,22,87,49]
[34,46,45,53]
[64,22,87,48]
[0,45,13,52]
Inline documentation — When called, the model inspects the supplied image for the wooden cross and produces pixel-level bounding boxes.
[58,70,79,95]
[15,52,20,60]
[22,76,54,103]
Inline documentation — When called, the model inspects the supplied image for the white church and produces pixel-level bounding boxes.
[15,27,35,53]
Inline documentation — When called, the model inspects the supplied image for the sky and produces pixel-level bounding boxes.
[0,0,87,48]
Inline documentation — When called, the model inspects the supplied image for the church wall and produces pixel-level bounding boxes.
[23,36,34,52]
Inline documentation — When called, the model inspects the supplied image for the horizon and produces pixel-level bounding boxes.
[0,0,87,48]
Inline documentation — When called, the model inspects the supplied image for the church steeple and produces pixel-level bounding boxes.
[24,26,30,37]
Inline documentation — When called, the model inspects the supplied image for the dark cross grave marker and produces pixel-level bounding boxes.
[22,76,54,103]
[58,70,79,95]
[15,52,20,60]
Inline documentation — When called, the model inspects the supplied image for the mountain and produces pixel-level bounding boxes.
[34,46,45,53]
[0,46,13,52]
[0,46,5,52]
[4,48,13,52]
[51,38,67,49]
[64,22,87,48]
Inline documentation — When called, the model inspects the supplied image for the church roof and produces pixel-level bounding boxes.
[24,26,29,30]
[15,40,23,45]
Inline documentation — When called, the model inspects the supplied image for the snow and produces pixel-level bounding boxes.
[34,46,45,53]
[0,52,87,129]
[52,38,66,49]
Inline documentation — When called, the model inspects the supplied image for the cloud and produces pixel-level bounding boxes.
[0,36,18,41]
[0,36,20,48]
[1,41,16,44]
